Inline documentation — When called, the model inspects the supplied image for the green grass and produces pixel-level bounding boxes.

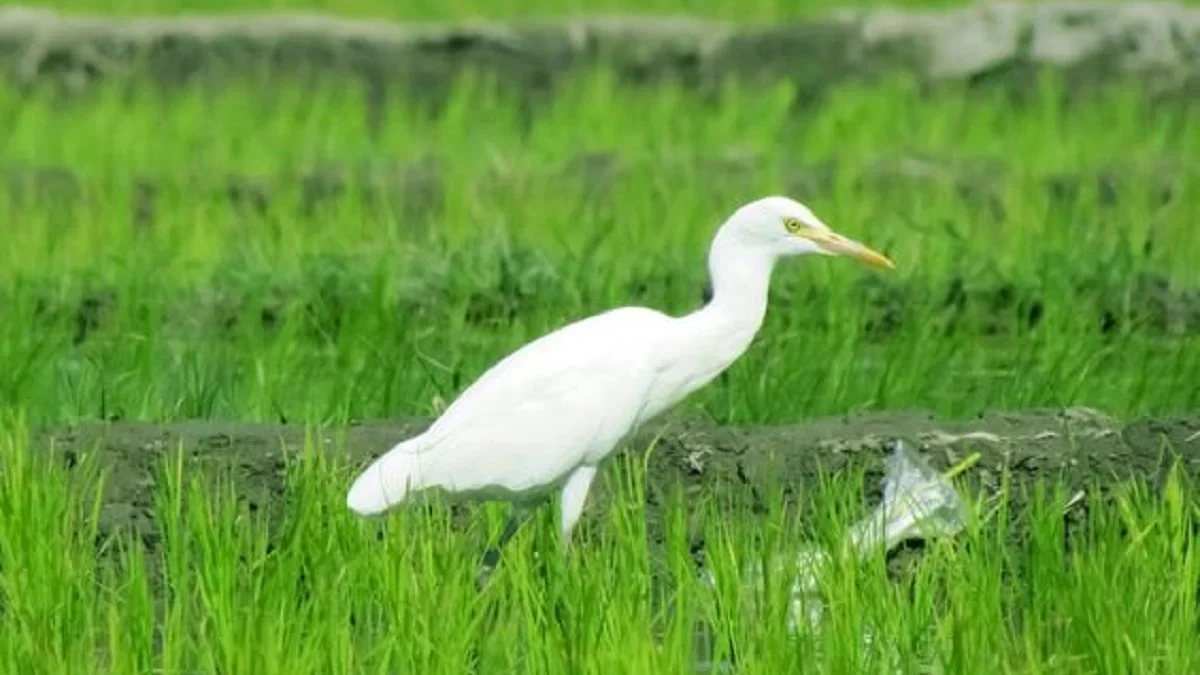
[2,420,1199,674]
[0,72,1197,425]
[1,41,1199,674]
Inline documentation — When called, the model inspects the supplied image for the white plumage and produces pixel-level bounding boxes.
[346,195,894,547]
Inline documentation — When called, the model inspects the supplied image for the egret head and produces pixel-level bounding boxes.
[726,196,895,270]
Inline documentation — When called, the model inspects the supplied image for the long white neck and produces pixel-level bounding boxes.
[698,226,776,331]
[648,226,778,410]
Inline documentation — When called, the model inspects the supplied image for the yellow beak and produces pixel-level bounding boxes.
[804,230,895,270]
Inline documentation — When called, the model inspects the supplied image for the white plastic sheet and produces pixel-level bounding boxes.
[701,439,970,635]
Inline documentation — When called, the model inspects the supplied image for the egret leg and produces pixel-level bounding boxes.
[559,464,599,547]
[480,502,536,569]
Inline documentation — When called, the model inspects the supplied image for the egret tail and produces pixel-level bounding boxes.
[346,441,429,515]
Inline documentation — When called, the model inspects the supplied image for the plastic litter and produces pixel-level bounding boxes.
[701,439,971,635]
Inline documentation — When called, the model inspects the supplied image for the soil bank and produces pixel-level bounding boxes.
[30,406,1200,552]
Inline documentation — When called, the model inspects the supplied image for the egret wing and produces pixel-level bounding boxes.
[418,307,668,445]
[347,307,670,512]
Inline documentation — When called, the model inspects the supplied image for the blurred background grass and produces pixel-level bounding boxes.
[1,71,1196,426]
[17,0,1071,20]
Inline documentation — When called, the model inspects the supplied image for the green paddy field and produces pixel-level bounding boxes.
[1,2,1199,673]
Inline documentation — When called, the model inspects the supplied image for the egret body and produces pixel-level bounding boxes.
[346,196,894,548]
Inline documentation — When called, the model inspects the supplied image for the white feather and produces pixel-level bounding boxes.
[345,195,895,545]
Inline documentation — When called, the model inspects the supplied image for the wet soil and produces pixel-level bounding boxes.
[32,407,1200,557]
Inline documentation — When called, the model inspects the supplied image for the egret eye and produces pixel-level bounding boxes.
[783,217,804,233]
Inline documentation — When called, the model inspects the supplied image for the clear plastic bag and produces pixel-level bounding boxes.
[785,439,969,633]
[701,439,969,635]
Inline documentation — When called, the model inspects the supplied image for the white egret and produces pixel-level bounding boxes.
[346,196,895,551]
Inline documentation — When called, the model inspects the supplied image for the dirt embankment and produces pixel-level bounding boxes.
[32,407,1200,552]
[0,3,1197,97]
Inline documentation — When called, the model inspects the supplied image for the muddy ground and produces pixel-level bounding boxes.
[2,3,1198,99]
[31,406,1200,559]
